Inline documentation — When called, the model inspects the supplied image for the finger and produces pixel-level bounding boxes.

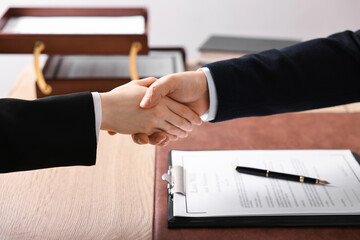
[132,133,150,145]
[159,133,178,146]
[166,99,202,126]
[149,132,178,145]
[136,77,158,87]
[140,86,160,109]
[160,121,188,138]
[158,138,170,146]
[149,134,174,146]
[164,108,193,132]
[165,133,178,141]
[132,132,174,146]
[148,132,168,145]
[140,76,177,109]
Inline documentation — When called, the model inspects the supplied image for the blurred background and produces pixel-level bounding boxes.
[0,0,359,97]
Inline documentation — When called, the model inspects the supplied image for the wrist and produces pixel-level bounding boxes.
[199,71,210,109]
[195,70,210,115]
[99,92,111,131]
[198,67,217,121]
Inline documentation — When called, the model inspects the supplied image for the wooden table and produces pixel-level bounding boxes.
[2,64,360,239]
[1,65,155,239]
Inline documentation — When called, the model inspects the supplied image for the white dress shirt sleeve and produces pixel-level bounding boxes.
[91,92,102,142]
[199,67,218,122]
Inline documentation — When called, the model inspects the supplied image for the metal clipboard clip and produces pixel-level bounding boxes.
[162,165,185,197]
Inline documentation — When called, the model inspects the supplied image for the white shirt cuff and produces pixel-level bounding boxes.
[91,92,102,142]
[199,67,218,122]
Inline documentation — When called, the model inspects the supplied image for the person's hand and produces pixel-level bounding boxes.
[100,78,202,139]
[132,71,210,145]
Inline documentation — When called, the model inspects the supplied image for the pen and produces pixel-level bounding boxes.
[235,166,330,185]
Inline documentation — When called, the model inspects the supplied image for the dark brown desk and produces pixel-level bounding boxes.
[154,113,360,240]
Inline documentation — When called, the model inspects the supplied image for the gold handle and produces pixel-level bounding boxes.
[34,41,52,95]
[129,41,142,80]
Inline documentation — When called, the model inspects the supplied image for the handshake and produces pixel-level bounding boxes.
[99,70,210,146]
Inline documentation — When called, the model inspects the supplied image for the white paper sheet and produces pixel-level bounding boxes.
[171,150,360,217]
[50,50,184,78]
[2,16,145,34]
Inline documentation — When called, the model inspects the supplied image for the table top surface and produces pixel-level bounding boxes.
[1,65,155,240]
[2,63,360,240]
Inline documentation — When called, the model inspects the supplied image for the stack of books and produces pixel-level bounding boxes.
[198,35,299,64]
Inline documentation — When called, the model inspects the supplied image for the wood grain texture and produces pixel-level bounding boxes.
[1,65,155,240]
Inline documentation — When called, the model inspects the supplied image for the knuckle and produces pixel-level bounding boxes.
[131,134,139,142]
[151,85,158,95]
[132,134,146,145]
[179,118,191,130]
[167,125,186,138]
[178,105,188,115]
[166,124,178,134]
[148,77,157,82]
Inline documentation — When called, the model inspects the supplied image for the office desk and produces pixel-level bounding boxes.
[2,64,360,240]
[154,113,360,240]
[1,65,155,239]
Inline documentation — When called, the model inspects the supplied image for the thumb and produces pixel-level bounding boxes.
[140,85,160,109]
[136,77,157,87]
[140,76,176,109]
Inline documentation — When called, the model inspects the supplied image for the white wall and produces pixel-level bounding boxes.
[0,0,359,97]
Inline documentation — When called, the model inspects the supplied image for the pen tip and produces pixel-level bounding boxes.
[318,180,330,185]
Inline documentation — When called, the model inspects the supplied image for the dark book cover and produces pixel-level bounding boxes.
[199,35,300,53]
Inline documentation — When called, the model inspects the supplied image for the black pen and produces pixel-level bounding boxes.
[235,166,330,185]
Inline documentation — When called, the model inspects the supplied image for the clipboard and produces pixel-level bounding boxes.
[153,113,360,240]
[164,150,360,228]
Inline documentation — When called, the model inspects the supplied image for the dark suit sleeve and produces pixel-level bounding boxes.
[0,92,97,173]
[204,30,360,122]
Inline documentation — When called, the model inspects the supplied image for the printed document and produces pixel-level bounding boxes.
[171,150,360,217]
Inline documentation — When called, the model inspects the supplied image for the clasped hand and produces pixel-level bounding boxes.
[99,73,208,145]
[134,71,209,146]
